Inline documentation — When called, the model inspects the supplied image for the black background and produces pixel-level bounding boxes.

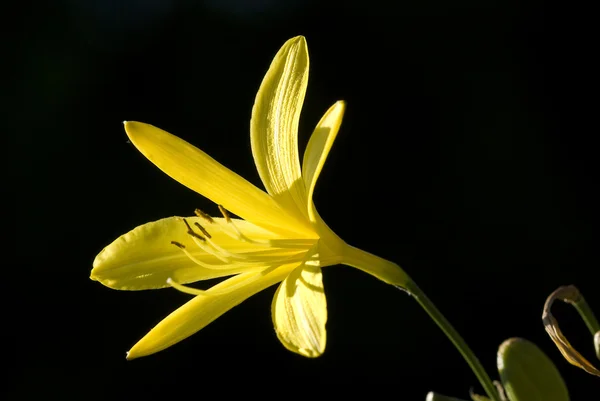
[7,0,598,399]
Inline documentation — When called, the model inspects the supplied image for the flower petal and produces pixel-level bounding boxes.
[302,101,345,222]
[250,36,311,225]
[91,216,304,290]
[126,262,299,359]
[124,121,313,237]
[271,260,327,357]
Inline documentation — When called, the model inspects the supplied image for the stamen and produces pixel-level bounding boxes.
[194,222,212,239]
[194,208,214,224]
[207,220,245,241]
[170,209,316,274]
[166,278,206,296]
[170,242,240,270]
[223,218,272,246]
[218,204,231,222]
[183,218,205,241]
[209,265,279,295]
[206,210,316,250]
[171,240,303,269]
[189,234,232,263]
[167,266,279,298]
[181,219,231,263]
[213,207,270,245]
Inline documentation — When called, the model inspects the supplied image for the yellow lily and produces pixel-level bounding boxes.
[91,36,409,360]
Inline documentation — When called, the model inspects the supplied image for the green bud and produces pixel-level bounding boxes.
[497,338,569,401]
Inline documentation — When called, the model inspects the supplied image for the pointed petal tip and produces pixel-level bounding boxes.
[123,121,135,131]
[283,35,307,54]
[301,348,324,358]
[123,120,137,133]
[122,121,148,137]
[125,340,147,360]
[90,254,103,282]
[290,35,306,43]
[126,347,145,360]
[90,248,112,281]
[332,100,346,116]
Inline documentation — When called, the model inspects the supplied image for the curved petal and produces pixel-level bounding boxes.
[302,101,345,223]
[250,36,311,225]
[124,121,314,238]
[91,216,305,290]
[271,260,327,357]
[126,262,299,359]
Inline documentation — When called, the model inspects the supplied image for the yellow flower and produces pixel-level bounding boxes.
[91,36,409,360]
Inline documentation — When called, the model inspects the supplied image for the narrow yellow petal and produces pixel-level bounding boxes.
[91,216,298,290]
[271,261,327,357]
[124,121,313,238]
[302,101,346,222]
[126,263,298,359]
[250,36,311,226]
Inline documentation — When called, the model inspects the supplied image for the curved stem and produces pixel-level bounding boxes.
[343,246,499,401]
[572,294,600,360]
[405,281,500,401]
[573,293,600,336]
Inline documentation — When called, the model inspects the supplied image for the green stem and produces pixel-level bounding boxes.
[343,246,500,401]
[573,295,600,336]
[572,291,600,360]
[406,281,500,401]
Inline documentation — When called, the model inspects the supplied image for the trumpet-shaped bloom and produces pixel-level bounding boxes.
[91,36,409,359]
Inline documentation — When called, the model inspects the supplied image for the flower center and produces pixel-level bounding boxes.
[167,205,315,296]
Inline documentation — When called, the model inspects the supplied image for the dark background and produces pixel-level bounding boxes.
[7,0,598,399]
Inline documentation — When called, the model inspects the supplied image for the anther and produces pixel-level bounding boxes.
[194,208,214,223]
[171,241,186,249]
[183,218,206,241]
[218,204,231,222]
[194,222,212,239]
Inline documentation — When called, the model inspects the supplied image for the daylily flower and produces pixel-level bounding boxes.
[91,36,409,360]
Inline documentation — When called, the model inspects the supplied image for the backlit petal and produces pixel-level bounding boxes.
[271,259,327,357]
[302,101,345,222]
[124,121,313,237]
[126,262,299,359]
[91,216,304,290]
[250,36,311,226]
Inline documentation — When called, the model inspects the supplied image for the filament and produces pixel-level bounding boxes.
[167,265,278,297]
